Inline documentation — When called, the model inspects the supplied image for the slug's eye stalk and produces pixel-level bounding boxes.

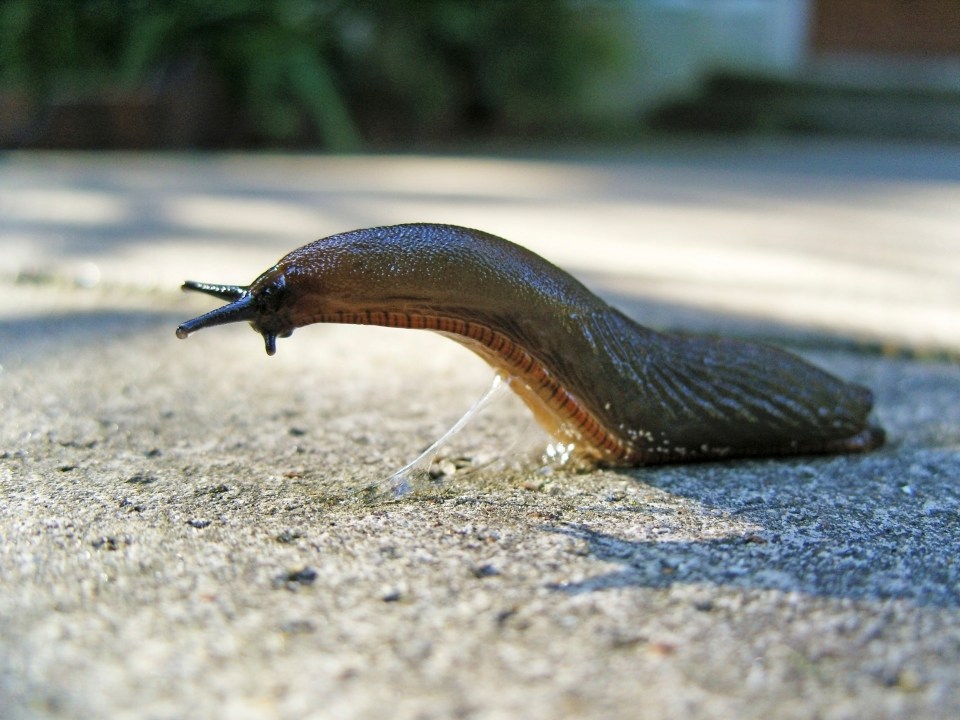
[176,276,295,356]
[180,281,247,302]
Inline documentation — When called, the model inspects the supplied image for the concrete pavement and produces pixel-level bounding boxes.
[1,140,959,719]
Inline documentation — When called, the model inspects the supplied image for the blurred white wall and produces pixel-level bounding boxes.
[616,0,811,113]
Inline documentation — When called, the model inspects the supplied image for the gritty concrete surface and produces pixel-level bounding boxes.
[1,140,959,719]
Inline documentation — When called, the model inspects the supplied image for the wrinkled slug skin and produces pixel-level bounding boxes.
[177,223,884,465]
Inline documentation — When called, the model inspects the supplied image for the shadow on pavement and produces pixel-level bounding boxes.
[544,448,960,609]
[0,307,184,364]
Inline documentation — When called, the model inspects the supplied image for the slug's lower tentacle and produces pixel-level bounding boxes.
[176,223,884,466]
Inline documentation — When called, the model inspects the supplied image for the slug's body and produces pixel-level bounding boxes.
[177,223,884,465]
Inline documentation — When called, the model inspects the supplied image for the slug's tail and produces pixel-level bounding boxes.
[827,423,886,454]
[828,382,885,453]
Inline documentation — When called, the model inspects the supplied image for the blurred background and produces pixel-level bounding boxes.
[2,0,959,355]
[2,0,958,151]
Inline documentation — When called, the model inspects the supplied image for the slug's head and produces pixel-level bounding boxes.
[175,271,295,356]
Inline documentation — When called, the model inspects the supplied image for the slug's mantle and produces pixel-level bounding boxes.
[176,223,884,466]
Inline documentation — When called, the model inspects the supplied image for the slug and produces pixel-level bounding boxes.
[176,223,884,466]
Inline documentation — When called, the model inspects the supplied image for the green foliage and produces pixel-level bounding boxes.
[336,0,618,141]
[0,0,360,148]
[0,0,618,149]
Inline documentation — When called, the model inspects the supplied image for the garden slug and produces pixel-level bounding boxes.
[176,223,884,466]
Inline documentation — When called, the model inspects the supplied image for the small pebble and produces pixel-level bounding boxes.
[472,563,501,579]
